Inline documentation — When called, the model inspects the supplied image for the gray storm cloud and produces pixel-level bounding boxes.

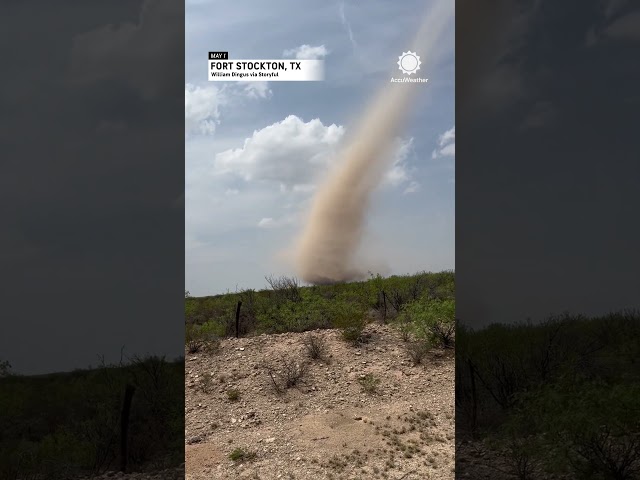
[294,1,454,284]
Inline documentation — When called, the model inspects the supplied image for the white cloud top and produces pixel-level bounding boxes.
[185,83,224,135]
[283,44,330,60]
[213,115,345,189]
[432,126,455,159]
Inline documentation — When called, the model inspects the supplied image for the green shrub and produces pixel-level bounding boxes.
[359,373,380,394]
[0,356,185,477]
[488,380,640,479]
[226,389,240,402]
[405,298,455,348]
[330,299,367,345]
[229,447,256,462]
[185,321,222,353]
[199,373,213,393]
[256,297,333,334]
[406,341,430,365]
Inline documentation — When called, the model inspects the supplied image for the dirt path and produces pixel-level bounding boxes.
[185,324,454,480]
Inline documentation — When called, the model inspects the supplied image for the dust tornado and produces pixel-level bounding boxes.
[294,1,454,285]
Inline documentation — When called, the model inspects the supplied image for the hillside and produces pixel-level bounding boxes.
[186,325,454,480]
[185,271,456,480]
[0,357,184,480]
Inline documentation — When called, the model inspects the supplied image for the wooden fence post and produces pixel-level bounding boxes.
[120,384,136,473]
[235,301,242,338]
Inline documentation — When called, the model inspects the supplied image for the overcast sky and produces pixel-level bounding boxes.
[1,0,184,374]
[456,0,640,327]
[185,0,455,296]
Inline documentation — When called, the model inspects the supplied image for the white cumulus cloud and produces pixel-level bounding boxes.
[283,44,330,60]
[243,82,273,99]
[185,83,225,136]
[185,81,276,136]
[432,126,455,159]
[213,115,345,189]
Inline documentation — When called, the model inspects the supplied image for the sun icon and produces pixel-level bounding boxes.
[397,51,421,75]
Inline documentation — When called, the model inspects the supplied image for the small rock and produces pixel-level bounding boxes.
[265,437,276,443]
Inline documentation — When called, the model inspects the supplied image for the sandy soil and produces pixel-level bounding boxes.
[185,323,455,480]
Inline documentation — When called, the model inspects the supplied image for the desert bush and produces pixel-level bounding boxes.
[406,341,430,366]
[265,274,302,303]
[185,321,221,353]
[185,326,203,353]
[226,389,240,402]
[256,297,333,334]
[406,298,455,348]
[368,272,389,322]
[303,334,329,362]
[330,299,367,345]
[431,271,455,300]
[0,355,184,477]
[199,320,224,341]
[504,381,640,479]
[186,271,454,338]
[199,373,214,393]
[396,311,413,342]
[229,447,256,462]
[387,284,410,314]
[458,312,640,480]
[486,434,541,480]
[126,355,184,467]
[359,373,380,394]
[264,356,309,393]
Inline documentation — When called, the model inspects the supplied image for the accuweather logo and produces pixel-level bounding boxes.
[391,50,428,83]
[397,51,421,75]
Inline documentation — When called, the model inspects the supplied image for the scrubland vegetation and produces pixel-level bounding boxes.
[0,355,184,479]
[457,311,640,479]
[185,270,455,351]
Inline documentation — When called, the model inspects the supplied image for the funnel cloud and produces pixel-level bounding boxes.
[294,1,454,284]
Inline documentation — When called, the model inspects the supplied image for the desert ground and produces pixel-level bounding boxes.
[185,323,454,480]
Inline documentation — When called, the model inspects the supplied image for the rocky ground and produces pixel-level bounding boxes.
[185,323,455,480]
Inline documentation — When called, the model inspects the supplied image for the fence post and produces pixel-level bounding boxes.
[235,301,242,338]
[120,383,136,472]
